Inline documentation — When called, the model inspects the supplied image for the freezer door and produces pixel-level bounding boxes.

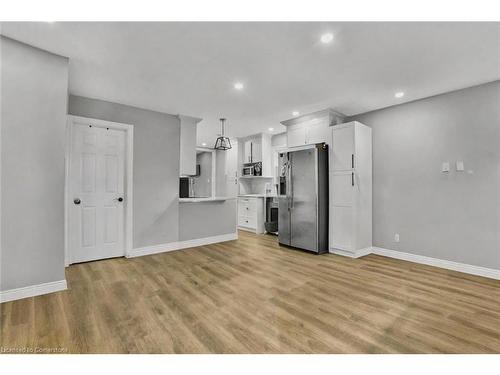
[290,148,318,252]
[278,196,291,245]
[278,152,291,246]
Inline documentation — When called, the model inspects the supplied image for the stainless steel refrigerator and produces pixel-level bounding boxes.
[278,143,329,253]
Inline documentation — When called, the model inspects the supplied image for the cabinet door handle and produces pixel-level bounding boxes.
[352,154,354,169]
[351,172,354,186]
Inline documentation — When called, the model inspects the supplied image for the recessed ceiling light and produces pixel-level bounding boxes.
[292,111,300,116]
[320,33,334,44]
[202,142,207,146]
[395,91,405,98]
[268,127,274,131]
[234,82,244,90]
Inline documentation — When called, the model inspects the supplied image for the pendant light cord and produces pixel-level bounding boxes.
[220,118,226,136]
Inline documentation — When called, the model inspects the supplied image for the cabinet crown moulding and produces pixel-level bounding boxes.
[280,108,345,127]
[176,114,203,124]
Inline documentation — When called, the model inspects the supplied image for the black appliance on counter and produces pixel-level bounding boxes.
[179,164,201,198]
[179,177,191,198]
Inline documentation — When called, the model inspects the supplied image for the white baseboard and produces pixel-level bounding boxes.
[0,279,68,304]
[330,246,372,259]
[237,226,265,235]
[238,226,255,233]
[127,232,238,258]
[372,247,500,281]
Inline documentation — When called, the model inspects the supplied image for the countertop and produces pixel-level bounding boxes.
[238,194,277,198]
[179,197,235,203]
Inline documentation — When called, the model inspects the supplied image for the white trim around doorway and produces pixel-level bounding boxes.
[65,115,134,266]
[196,147,217,198]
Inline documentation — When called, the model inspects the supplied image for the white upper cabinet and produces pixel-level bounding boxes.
[287,126,307,147]
[243,140,253,163]
[178,115,202,176]
[282,108,344,147]
[306,122,332,145]
[252,141,262,163]
[237,133,273,179]
[331,124,355,171]
[243,138,262,163]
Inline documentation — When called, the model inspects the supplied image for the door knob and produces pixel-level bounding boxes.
[73,198,81,205]
[117,197,124,202]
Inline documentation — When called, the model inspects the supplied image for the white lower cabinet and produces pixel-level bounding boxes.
[238,215,257,229]
[329,122,372,258]
[238,197,265,234]
[331,204,354,251]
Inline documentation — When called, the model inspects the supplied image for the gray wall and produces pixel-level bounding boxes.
[349,81,500,269]
[68,95,181,248]
[1,37,69,290]
[179,200,237,241]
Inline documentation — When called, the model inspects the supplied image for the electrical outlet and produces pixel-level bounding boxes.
[394,233,400,243]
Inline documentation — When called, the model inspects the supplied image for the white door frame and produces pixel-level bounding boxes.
[65,115,134,266]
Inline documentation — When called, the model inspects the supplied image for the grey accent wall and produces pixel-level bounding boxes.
[179,200,237,241]
[68,95,181,248]
[349,81,500,269]
[1,37,69,290]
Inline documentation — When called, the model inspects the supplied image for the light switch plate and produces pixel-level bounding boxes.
[441,162,450,172]
[456,161,464,171]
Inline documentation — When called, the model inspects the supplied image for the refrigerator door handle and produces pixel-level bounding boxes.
[289,157,294,209]
[286,160,291,209]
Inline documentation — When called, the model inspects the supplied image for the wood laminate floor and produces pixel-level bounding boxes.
[1,230,500,353]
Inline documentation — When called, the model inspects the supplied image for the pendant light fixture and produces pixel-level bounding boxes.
[214,118,232,150]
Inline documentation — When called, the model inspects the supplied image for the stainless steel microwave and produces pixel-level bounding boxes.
[242,165,254,176]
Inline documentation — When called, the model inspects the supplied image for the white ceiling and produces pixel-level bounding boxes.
[2,22,499,145]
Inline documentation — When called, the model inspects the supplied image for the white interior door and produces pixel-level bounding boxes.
[69,123,126,263]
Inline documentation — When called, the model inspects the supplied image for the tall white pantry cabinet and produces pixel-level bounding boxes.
[329,121,372,258]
